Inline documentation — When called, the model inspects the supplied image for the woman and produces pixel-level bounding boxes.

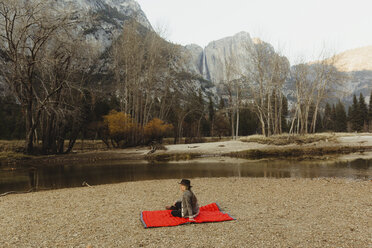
[166,179,199,221]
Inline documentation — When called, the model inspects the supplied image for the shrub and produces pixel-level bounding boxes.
[144,118,173,144]
[103,110,139,147]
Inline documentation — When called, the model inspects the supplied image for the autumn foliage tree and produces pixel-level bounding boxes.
[144,118,173,144]
[104,111,139,147]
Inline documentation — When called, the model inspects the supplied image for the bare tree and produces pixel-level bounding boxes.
[0,0,87,153]
[111,19,185,144]
[289,52,345,135]
[38,33,97,154]
[242,39,290,136]
[221,52,243,140]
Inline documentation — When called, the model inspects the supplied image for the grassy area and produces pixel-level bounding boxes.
[227,145,372,160]
[0,151,32,161]
[145,152,203,162]
[67,140,109,152]
[240,133,338,146]
[162,136,231,145]
[0,140,108,153]
[0,140,24,153]
[0,140,109,164]
[2,133,372,163]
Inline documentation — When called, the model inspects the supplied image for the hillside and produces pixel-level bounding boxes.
[332,46,372,104]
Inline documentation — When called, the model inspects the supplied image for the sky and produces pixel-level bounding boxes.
[136,0,372,64]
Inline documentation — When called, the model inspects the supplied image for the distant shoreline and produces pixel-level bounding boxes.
[1,133,372,166]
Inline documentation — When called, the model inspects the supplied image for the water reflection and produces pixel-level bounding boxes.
[0,158,371,194]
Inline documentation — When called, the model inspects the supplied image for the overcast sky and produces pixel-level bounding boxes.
[136,0,372,64]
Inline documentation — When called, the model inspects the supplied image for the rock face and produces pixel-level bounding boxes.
[185,32,372,106]
[53,0,152,51]
[0,0,153,93]
[332,46,372,104]
[185,32,255,84]
[334,46,372,72]
[1,0,371,105]
[184,44,204,76]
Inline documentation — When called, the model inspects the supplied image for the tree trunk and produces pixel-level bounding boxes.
[258,111,266,136]
[235,87,239,139]
[231,109,235,140]
[25,101,35,154]
[267,93,272,136]
[235,108,239,139]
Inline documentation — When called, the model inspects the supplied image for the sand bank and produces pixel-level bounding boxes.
[0,178,370,247]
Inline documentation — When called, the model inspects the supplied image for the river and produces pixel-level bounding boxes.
[0,158,371,194]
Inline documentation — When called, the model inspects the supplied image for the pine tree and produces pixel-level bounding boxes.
[281,96,289,132]
[208,96,215,123]
[335,100,347,132]
[238,106,260,135]
[208,96,215,136]
[218,97,225,110]
[359,93,368,131]
[198,89,204,107]
[369,90,372,128]
[323,103,332,131]
[350,94,362,132]
[331,104,337,131]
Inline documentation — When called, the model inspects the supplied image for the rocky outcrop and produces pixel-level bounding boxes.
[185,32,255,84]
[332,46,372,104]
[333,46,372,72]
[53,0,152,51]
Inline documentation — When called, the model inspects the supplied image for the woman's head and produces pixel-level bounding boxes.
[179,179,192,191]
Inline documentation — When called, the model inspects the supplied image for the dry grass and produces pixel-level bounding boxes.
[0,140,110,165]
[0,140,24,152]
[145,152,203,162]
[0,151,32,161]
[0,140,108,153]
[68,140,109,152]
[0,141,31,162]
[240,133,338,146]
[227,145,372,160]
[162,137,231,145]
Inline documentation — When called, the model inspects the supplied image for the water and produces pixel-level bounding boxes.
[0,158,371,194]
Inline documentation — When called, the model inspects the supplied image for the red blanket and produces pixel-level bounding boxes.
[141,203,235,228]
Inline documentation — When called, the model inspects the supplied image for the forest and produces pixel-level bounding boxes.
[0,0,372,155]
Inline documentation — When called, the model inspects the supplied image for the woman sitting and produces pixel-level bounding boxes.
[166,179,199,221]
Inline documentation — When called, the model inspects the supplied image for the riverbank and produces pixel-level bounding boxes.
[0,178,370,247]
[1,133,372,166]
[147,133,372,162]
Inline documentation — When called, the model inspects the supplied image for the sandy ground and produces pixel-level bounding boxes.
[338,135,372,146]
[161,134,372,155]
[164,140,268,155]
[144,134,372,162]
[0,178,371,248]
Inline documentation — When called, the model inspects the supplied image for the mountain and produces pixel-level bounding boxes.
[333,46,372,72]
[0,0,153,95]
[1,0,371,105]
[185,32,372,107]
[53,0,152,51]
[332,46,372,104]
[185,32,255,84]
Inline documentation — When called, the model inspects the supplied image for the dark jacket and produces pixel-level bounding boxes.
[181,189,199,218]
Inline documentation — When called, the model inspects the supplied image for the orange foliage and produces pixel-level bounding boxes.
[103,112,172,146]
[144,118,173,142]
[104,110,135,137]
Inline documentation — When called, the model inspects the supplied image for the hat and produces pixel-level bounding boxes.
[179,179,191,188]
